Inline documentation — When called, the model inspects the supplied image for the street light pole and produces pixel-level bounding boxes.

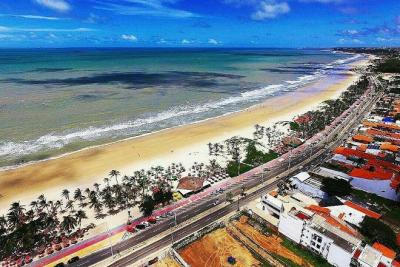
[170,212,177,246]
[106,222,114,258]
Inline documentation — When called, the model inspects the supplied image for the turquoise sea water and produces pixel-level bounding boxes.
[0,48,361,167]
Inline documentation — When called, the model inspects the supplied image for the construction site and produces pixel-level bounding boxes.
[159,212,316,267]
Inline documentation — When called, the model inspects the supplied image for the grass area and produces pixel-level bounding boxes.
[227,144,279,177]
[351,189,400,224]
[273,254,302,267]
[281,239,332,267]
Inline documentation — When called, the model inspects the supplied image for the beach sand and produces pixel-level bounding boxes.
[0,59,369,213]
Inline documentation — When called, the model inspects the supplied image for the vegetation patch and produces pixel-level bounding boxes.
[281,239,332,267]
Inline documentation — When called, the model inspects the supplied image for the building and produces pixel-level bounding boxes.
[262,191,362,267]
[278,206,362,267]
[176,176,210,197]
[288,172,328,199]
[327,201,381,227]
[355,242,399,267]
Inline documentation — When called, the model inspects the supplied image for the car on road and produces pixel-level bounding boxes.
[54,263,65,267]
[67,256,79,264]
[143,222,151,227]
[136,224,146,230]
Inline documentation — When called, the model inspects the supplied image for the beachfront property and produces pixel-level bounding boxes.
[319,93,400,201]
[176,176,211,197]
[259,191,399,267]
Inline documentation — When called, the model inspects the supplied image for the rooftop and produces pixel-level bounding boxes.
[344,201,381,219]
[372,242,396,260]
[177,176,206,192]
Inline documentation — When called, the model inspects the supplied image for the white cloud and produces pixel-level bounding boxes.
[158,38,168,44]
[343,29,359,35]
[299,0,343,3]
[208,38,220,45]
[0,26,94,32]
[94,0,198,18]
[34,0,71,12]
[181,39,192,44]
[121,34,138,41]
[0,14,64,20]
[337,38,363,44]
[251,1,290,20]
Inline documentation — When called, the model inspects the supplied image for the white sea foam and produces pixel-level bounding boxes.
[0,53,364,161]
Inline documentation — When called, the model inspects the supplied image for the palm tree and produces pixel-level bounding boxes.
[7,202,26,228]
[103,177,110,188]
[30,200,39,213]
[93,183,101,193]
[109,170,120,185]
[74,210,87,229]
[65,200,75,212]
[61,215,77,233]
[74,188,85,206]
[62,189,70,201]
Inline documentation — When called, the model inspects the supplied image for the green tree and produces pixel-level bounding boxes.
[359,217,397,250]
[139,195,155,216]
[321,178,352,197]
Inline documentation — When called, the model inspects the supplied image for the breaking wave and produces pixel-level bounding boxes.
[0,53,363,161]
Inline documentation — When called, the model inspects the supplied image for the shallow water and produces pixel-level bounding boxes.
[0,48,361,167]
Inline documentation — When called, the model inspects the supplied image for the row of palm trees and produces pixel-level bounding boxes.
[0,163,178,260]
[295,77,370,139]
[0,159,225,261]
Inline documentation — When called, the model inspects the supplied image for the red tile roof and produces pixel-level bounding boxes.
[352,134,373,143]
[177,176,206,191]
[344,201,381,219]
[372,242,396,259]
[306,205,330,215]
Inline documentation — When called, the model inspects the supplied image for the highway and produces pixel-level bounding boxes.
[71,76,380,267]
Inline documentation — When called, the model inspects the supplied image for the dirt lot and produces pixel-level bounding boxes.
[155,256,181,267]
[233,218,312,266]
[179,228,260,267]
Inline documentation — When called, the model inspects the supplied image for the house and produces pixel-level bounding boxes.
[356,242,398,267]
[278,206,362,267]
[327,201,381,227]
[288,172,328,199]
[176,176,210,197]
[262,191,361,267]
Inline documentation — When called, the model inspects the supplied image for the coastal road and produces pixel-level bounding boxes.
[68,76,380,267]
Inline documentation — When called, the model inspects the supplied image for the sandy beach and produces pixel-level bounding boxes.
[0,59,369,213]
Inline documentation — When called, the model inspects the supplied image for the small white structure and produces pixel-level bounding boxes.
[356,243,397,267]
[289,172,327,199]
[277,208,361,267]
[327,201,381,227]
[312,167,352,181]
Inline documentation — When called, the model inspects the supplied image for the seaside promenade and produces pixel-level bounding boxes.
[30,75,380,267]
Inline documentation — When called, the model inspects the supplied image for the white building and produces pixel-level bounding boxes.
[355,242,398,267]
[327,201,381,227]
[278,207,361,267]
[289,172,328,199]
[261,191,398,267]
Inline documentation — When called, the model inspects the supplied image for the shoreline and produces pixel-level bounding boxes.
[0,58,369,212]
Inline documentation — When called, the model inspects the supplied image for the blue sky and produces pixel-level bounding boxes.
[0,0,399,48]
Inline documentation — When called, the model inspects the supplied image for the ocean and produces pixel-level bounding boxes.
[0,48,361,167]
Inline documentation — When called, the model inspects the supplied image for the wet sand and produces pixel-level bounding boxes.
[0,60,367,212]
